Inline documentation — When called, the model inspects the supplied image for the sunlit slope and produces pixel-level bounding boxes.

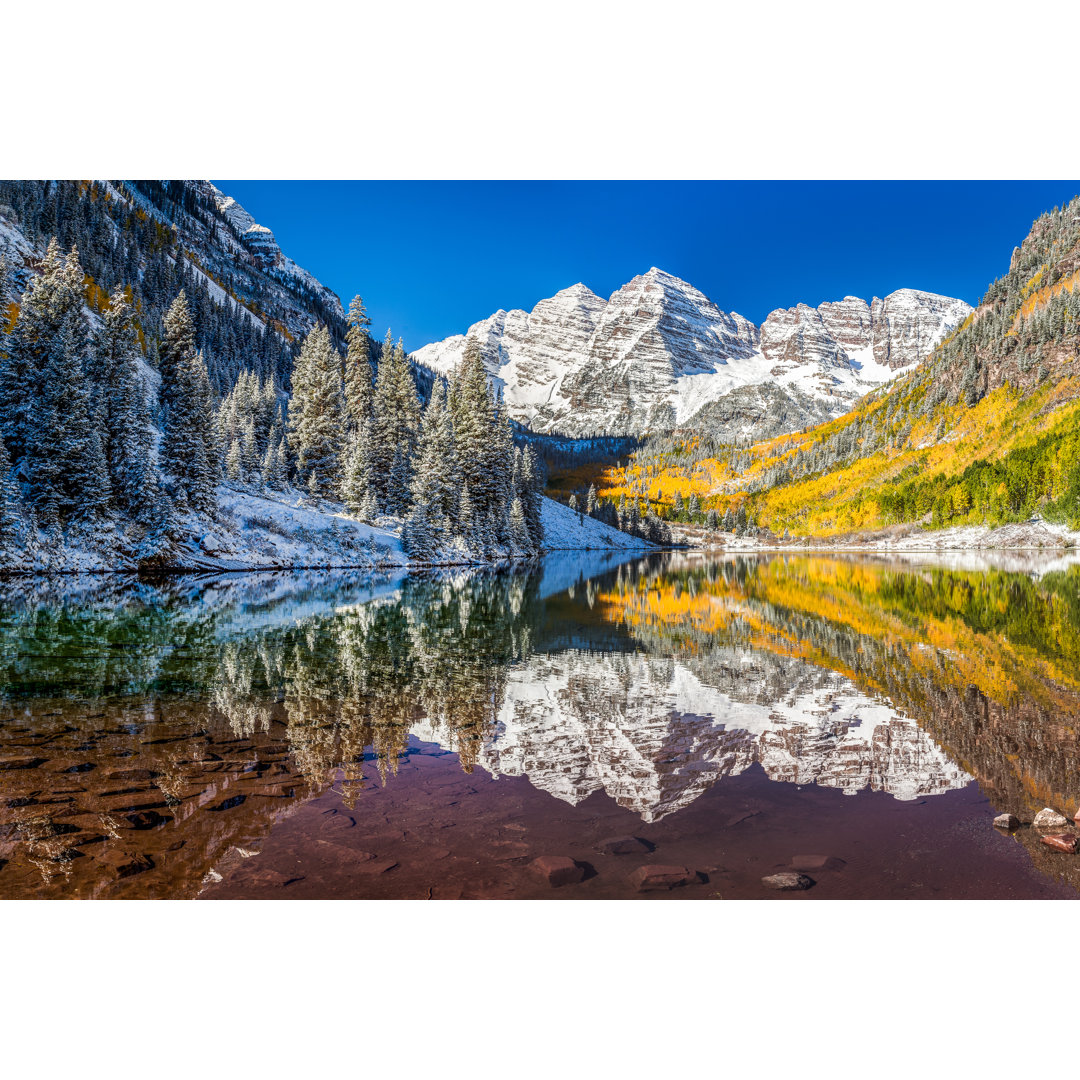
[595,196,1080,538]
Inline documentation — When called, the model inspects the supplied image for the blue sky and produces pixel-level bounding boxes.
[217,181,1080,351]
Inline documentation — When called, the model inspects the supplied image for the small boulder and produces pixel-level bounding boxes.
[993,813,1021,830]
[1040,833,1078,854]
[1033,808,1069,830]
[630,865,697,891]
[762,872,815,891]
[790,855,846,872]
[529,855,584,887]
[597,835,653,856]
[1074,807,1080,823]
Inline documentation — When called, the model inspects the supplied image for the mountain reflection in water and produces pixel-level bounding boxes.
[1,551,1079,899]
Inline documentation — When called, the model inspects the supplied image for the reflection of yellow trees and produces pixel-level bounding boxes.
[597,557,1080,714]
[594,555,1080,817]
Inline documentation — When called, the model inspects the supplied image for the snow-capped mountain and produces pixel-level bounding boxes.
[413,268,972,438]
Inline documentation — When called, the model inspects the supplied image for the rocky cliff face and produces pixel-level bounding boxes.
[414,269,971,438]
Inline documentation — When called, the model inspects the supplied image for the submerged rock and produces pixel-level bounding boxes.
[993,814,1021,830]
[630,865,697,891]
[529,855,584,887]
[762,872,815,891]
[1040,833,1078,854]
[1033,808,1069,830]
[597,835,653,856]
[790,855,846,872]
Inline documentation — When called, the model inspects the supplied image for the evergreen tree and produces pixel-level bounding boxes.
[93,287,155,514]
[342,423,376,517]
[508,496,529,552]
[0,438,25,547]
[162,345,216,514]
[343,295,374,435]
[160,291,197,413]
[408,381,455,540]
[16,243,110,521]
[288,323,345,499]
[226,439,243,482]
[371,331,420,514]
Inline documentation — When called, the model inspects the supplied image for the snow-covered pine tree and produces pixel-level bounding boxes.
[18,243,111,522]
[92,287,156,515]
[448,339,512,548]
[342,422,376,519]
[508,495,529,553]
[160,291,197,413]
[407,381,455,548]
[288,323,346,499]
[226,439,243,482]
[518,445,545,551]
[343,295,374,436]
[0,438,25,548]
[0,239,61,468]
[371,331,420,514]
[161,344,217,515]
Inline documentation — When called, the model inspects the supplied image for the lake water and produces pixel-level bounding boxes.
[1,550,1079,900]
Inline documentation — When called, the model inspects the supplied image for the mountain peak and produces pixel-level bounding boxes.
[413,270,970,438]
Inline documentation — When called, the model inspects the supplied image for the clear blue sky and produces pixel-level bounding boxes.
[217,181,1080,352]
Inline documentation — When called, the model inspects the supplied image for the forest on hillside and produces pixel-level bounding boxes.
[585,195,1080,540]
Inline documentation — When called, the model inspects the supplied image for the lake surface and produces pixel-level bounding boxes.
[1,550,1079,900]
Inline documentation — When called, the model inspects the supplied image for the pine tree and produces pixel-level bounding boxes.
[508,496,529,552]
[518,445,544,551]
[15,242,110,521]
[160,291,197,413]
[371,331,420,514]
[342,419,375,517]
[0,438,25,547]
[162,346,216,514]
[343,295,374,435]
[93,286,155,514]
[409,381,455,532]
[288,323,346,499]
[226,438,243,482]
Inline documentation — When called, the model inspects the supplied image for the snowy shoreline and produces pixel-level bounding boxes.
[0,488,653,576]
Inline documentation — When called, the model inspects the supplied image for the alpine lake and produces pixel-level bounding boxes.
[2,548,1079,901]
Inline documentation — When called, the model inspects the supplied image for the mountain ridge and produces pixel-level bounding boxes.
[414,267,971,440]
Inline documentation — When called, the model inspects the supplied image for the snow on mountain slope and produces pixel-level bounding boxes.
[207,183,342,323]
[540,496,652,551]
[414,269,972,438]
